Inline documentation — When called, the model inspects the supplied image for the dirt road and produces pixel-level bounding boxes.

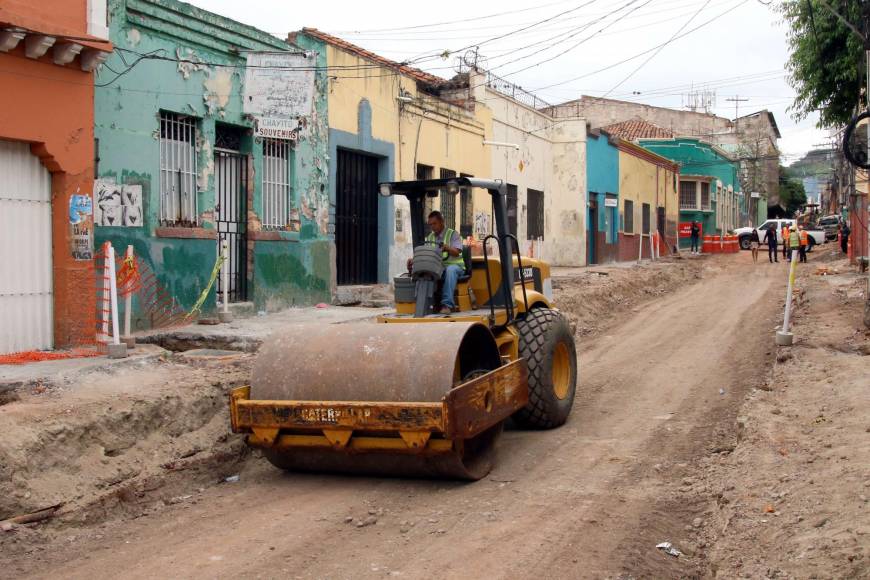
[2,255,784,578]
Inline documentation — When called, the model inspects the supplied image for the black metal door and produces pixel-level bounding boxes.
[336,149,379,285]
[215,150,248,302]
[588,197,599,264]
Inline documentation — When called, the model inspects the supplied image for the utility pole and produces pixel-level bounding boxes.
[726,95,749,128]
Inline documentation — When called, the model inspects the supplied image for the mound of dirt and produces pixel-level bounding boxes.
[0,353,252,525]
[698,258,870,577]
[552,258,707,338]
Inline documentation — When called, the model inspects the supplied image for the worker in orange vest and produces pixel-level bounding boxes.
[782,223,791,261]
[798,225,809,263]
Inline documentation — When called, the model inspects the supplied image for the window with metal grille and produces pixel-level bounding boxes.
[679,180,696,210]
[417,164,434,217]
[506,183,518,237]
[159,112,197,225]
[160,111,196,226]
[642,202,651,234]
[700,181,711,210]
[527,188,544,240]
[261,139,291,229]
[439,168,457,230]
[624,199,634,233]
[460,173,473,238]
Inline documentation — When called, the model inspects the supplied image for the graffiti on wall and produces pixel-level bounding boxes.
[69,193,94,260]
[94,180,143,227]
[474,211,491,239]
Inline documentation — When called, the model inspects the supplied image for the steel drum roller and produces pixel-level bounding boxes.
[249,321,505,479]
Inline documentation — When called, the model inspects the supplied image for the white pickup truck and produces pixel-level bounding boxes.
[734,219,826,252]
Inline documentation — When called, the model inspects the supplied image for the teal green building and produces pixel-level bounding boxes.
[640,138,744,249]
[94,0,331,327]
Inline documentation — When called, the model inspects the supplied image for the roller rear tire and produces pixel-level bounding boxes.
[513,307,577,429]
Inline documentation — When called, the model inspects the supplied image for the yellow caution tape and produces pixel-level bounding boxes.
[185,252,226,320]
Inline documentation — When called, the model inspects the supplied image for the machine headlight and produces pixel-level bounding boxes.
[543,277,553,300]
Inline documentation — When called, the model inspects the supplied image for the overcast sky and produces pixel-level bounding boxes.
[188,0,828,163]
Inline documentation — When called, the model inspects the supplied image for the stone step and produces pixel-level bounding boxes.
[335,284,393,306]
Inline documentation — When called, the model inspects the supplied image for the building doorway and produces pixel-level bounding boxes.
[336,149,379,285]
[588,195,599,265]
[214,125,248,303]
[0,140,53,353]
[657,206,666,251]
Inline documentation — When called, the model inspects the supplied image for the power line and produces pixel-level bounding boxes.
[602,0,713,97]
[532,0,750,92]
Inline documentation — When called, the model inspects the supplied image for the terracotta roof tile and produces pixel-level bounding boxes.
[298,28,446,87]
[601,118,674,141]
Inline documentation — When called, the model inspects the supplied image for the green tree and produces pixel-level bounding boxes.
[779,165,808,213]
[779,1,865,128]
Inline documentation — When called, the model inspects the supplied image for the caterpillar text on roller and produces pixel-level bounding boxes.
[229,177,578,479]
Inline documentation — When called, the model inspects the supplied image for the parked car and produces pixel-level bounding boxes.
[816,215,842,241]
[734,219,825,252]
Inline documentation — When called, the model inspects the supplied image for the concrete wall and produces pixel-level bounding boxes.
[95,0,330,324]
[484,82,586,266]
[0,0,111,347]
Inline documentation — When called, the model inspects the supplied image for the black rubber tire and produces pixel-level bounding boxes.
[807,238,815,253]
[512,307,578,429]
[739,236,751,251]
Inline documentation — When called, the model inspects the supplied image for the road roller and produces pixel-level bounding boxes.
[229,177,577,479]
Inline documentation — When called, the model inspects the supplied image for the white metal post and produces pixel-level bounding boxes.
[222,239,229,314]
[107,244,120,346]
[100,241,111,343]
[776,254,799,346]
[124,245,133,339]
[637,233,643,263]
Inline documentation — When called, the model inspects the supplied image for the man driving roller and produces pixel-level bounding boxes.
[425,210,465,314]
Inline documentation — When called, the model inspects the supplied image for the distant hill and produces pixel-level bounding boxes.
[786,149,835,179]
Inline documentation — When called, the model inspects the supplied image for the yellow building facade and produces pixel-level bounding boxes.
[616,140,679,260]
[293,29,492,285]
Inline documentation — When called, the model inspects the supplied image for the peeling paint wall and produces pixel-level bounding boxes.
[95,0,330,318]
[484,77,587,267]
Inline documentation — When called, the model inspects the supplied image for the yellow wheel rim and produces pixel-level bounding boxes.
[552,342,571,400]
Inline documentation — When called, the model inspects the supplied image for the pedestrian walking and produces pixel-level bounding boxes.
[690,220,700,254]
[798,225,808,263]
[763,226,778,263]
[841,221,851,255]
[782,223,790,260]
[788,225,800,263]
[749,228,760,263]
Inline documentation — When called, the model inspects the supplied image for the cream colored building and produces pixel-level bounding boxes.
[474,71,587,266]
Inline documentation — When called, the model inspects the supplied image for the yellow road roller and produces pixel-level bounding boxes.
[230,177,577,479]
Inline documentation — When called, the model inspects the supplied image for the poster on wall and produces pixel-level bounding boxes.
[94,180,143,227]
[69,193,94,261]
[678,222,703,238]
[474,211,491,239]
[243,51,315,141]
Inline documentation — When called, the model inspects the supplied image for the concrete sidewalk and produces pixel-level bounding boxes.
[137,304,389,352]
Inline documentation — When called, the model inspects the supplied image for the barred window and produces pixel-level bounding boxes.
[624,199,634,234]
[700,181,711,210]
[262,139,291,229]
[439,168,457,230]
[679,180,696,210]
[460,173,473,238]
[506,183,518,237]
[159,112,197,225]
[527,188,544,240]
[417,164,434,217]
